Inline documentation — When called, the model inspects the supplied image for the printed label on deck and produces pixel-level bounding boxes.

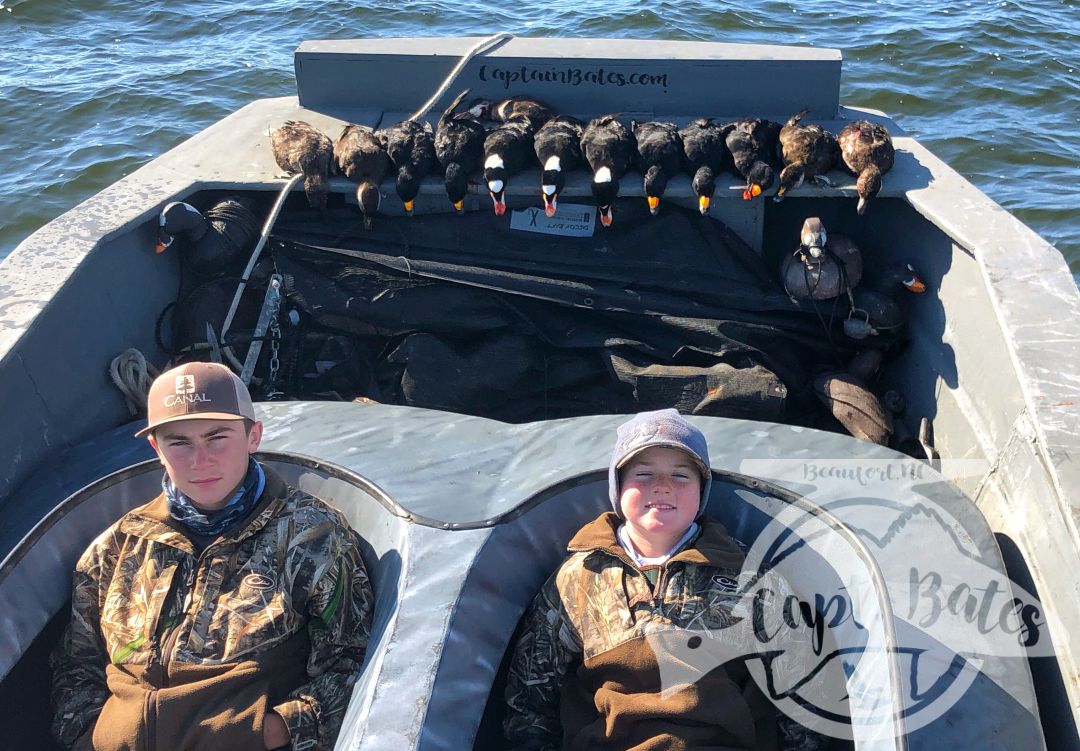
[509,204,595,237]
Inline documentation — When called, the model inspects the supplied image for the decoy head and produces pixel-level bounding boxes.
[396,167,421,215]
[444,163,468,215]
[591,166,619,228]
[155,201,206,253]
[800,217,827,259]
[894,262,926,293]
[742,162,774,201]
[357,182,381,230]
[856,167,883,215]
[691,165,716,215]
[775,163,805,202]
[541,155,565,218]
[484,153,508,216]
[643,165,670,216]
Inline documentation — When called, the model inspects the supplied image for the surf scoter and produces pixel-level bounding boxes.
[269,120,334,210]
[632,121,683,216]
[776,109,839,201]
[533,115,585,218]
[435,89,487,214]
[837,119,895,215]
[334,124,391,230]
[680,118,731,215]
[483,114,542,216]
[580,114,637,228]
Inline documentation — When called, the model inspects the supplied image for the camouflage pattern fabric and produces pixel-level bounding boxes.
[504,512,827,751]
[50,469,373,751]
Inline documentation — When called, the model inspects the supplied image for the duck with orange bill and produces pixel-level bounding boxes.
[721,117,782,200]
[380,118,438,216]
[632,120,683,216]
[534,114,584,218]
[435,89,487,214]
[269,120,334,210]
[845,261,927,339]
[334,124,391,230]
[483,114,542,216]
[680,118,731,215]
[580,114,636,228]
[838,119,895,214]
[775,108,839,201]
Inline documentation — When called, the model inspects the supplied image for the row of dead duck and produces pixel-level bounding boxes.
[269,91,896,229]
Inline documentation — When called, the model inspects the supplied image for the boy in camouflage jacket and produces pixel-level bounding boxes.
[504,409,826,751]
[51,362,373,751]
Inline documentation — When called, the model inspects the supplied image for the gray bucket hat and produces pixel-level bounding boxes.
[608,408,713,518]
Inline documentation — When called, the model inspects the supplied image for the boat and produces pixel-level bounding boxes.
[0,36,1077,750]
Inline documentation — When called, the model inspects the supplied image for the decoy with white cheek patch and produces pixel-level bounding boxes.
[632,120,683,216]
[580,114,637,228]
[435,89,487,215]
[483,114,542,216]
[334,124,391,230]
[837,119,895,215]
[533,115,584,218]
[680,118,732,215]
[269,120,334,210]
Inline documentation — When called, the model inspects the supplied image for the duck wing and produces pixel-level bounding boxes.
[494,96,554,124]
[270,120,333,176]
[382,120,438,177]
[838,120,895,175]
[334,124,391,183]
[581,115,636,178]
[534,115,584,167]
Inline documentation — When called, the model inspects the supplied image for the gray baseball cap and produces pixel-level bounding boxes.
[608,408,713,517]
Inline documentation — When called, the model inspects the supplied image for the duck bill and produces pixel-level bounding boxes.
[647,195,660,216]
[453,199,464,215]
[904,275,927,293]
[490,191,506,217]
[403,199,415,215]
[742,183,762,201]
[698,195,710,215]
[543,193,557,218]
[773,186,787,203]
[599,206,613,228]
[363,215,373,231]
[154,239,169,254]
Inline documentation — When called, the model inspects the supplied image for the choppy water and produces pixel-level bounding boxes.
[1,0,1077,283]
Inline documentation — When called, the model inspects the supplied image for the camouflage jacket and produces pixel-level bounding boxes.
[50,466,373,751]
[504,512,826,751]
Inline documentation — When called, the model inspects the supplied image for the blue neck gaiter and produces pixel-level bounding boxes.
[164,458,265,537]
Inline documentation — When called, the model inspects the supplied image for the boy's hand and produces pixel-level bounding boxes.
[263,711,291,749]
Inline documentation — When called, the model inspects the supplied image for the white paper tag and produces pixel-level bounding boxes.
[509,204,595,237]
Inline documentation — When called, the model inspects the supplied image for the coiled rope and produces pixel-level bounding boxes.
[109,348,161,417]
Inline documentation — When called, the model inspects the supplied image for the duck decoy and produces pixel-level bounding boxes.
[155,195,260,270]
[780,217,864,301]
[534,115,585,218]
[270,120,334,210]
[845,261,926,338]
[334,124,391,230]
[483,114,542,216]
[380,119,438,215]
[720,118,782,200]
[838,119,895,214]
[775,109,839,201]
[814,350,893,445]
[680,118,732,215]
[632,121,683,216]
[580,114,637,228]
[435,89,487,214]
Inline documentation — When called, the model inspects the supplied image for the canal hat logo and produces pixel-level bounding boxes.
[135,361,256,437]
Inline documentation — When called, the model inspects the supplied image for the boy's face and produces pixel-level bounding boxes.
[618,446,701,546]
[149,418,262,510]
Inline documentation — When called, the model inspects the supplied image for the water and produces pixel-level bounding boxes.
[1,0,1077,282]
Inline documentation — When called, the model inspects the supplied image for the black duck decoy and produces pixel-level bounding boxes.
[776,109,839,201]
[380,118,438,215]
[435,89,487,214]
[269,120,334,210]
[580,114,637,228]
[534,115,585,218]
[632,120,683,216]
[680,118,732,215]
[334,124,391,230]
[838,119,895,215]
[846,261,926,338]
[721,118,782,200]
[155,195,260,270]
[483,114,542,216]
[781,217,864,301]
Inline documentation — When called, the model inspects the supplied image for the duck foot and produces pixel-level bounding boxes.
[813,174,836,187]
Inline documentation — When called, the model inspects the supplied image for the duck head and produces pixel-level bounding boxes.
[856,167,883,215]
[484,153,508,216]
[691,166,716,215]
[444,163,468,215]
[541,155,565,218]
[592,166,619,228]
[775,163,805,203]
[800,217,827,259]
[884,262,927,294]
[156,201,207,253]
[396,167,421,215]
[356,182,381,230]
[742,162,774,201]
[643,165,670,216]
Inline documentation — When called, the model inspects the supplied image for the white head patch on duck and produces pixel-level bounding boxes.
[484,153,505,171]
[544,155,561,172]
[487,179,504,193]
[594,166,612,184]
[542,183,556,196]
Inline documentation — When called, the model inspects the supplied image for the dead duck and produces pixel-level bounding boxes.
[155,195,260,269]
[435,89,487,214]
[680,118,732,215]
[533,115,584,218]
[580,114,637,228]
[334,124,391,230]
[483,114,542,216]
[380,118,438,215]
[269,120,334,210]
[845,261,927,338]
[489,95,554,124]
[780,217,863,301]
[814,350,893,445]
[776,109,839,201]
[721,118,782,200]
[632,121,683,216]
[838,119,895,214]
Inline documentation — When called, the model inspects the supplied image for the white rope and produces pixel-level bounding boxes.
[407,32,514,121]
[109,348,161,417]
